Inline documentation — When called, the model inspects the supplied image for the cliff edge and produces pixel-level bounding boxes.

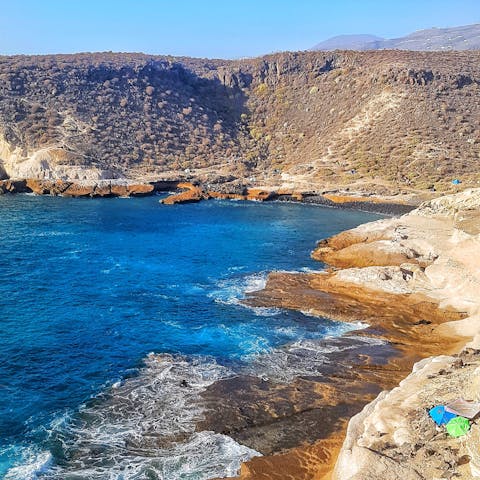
[332,189,480,480]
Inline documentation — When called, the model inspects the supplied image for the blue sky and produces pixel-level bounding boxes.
[1,0,479,58]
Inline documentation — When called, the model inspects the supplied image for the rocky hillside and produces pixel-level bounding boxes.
[0,50,479,192]
[313,24,480,51]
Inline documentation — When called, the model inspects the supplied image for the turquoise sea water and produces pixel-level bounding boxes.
[0,195,381,479]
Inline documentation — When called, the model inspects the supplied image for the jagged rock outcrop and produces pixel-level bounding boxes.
[160,182,207,204]
[414,188,480,217]
[233,188,480,479]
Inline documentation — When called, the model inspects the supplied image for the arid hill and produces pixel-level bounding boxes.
[0,50,479,193]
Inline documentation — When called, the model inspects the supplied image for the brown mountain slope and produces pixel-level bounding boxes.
[0,50,479,193]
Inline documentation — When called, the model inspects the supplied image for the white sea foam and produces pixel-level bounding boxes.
[246,334,386,383]
[227,265,245,272]
[43,431,258,480]
[209,272,281,316]
[4,450,52,480]
[15,354,260,480]
[8,326,384,478]
[210,272,267,304]
[35,231,73,237]
[243,272,268,293]
[299,266,324,273]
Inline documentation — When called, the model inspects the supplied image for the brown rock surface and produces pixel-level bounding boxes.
[62,183,97,197]
[126,183,155,196]
[0,179,29,193]
[313,240,422,268]
[228,188,480,480]
[160,182,208,204]
[161,186,305,204]
[25,178,56,195]
[92,184,113,197]
[311,220,434,268]
[208,191,246,201]
[13,179,158,197]
[245,189,277,202]
[110,183,155,197]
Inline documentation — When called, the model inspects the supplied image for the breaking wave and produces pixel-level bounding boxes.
[246,334,384,383]
[209,272,282,316]
[4,355,259,480]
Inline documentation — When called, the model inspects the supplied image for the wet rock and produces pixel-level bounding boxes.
[245,189,277,201]
[0,179,29,194]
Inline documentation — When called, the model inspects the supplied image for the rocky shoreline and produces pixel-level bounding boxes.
[226,188,480,479]
[3,177,476,479]
[0,177,417,215]
[0,178,177,197]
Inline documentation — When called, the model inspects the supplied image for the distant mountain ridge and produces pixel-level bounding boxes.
[311,34,384,51]
[313,23,480,51]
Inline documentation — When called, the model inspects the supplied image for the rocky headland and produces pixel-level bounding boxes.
[223,188,480,479]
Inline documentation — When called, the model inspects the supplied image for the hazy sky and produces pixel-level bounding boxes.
[1,0,479,58]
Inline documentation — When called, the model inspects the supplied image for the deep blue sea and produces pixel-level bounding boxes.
[0,195,381,479]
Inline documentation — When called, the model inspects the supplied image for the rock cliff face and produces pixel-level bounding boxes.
[0,50,479,192]
[231,188,480,479]
[328,189,480,480]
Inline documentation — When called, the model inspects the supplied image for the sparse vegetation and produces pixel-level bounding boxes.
[0,50,478,189]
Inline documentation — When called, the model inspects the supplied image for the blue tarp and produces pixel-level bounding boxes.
[429,405,457,425]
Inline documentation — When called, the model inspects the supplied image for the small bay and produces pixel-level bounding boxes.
[0,195,381,478]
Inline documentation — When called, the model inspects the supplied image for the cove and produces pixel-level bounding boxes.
[0,195,381,478]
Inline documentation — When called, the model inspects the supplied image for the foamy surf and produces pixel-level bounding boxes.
[33,431,258,480]
[6,354,260,480]
[4,329,383,479]
[245,333,386,383]
[209,272,282,316]
[4,450,52,480]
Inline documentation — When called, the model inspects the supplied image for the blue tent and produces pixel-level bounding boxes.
[429,405,457,425]
[452,179,462,185]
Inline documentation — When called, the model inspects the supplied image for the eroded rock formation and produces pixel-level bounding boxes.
[231,188,480,479]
